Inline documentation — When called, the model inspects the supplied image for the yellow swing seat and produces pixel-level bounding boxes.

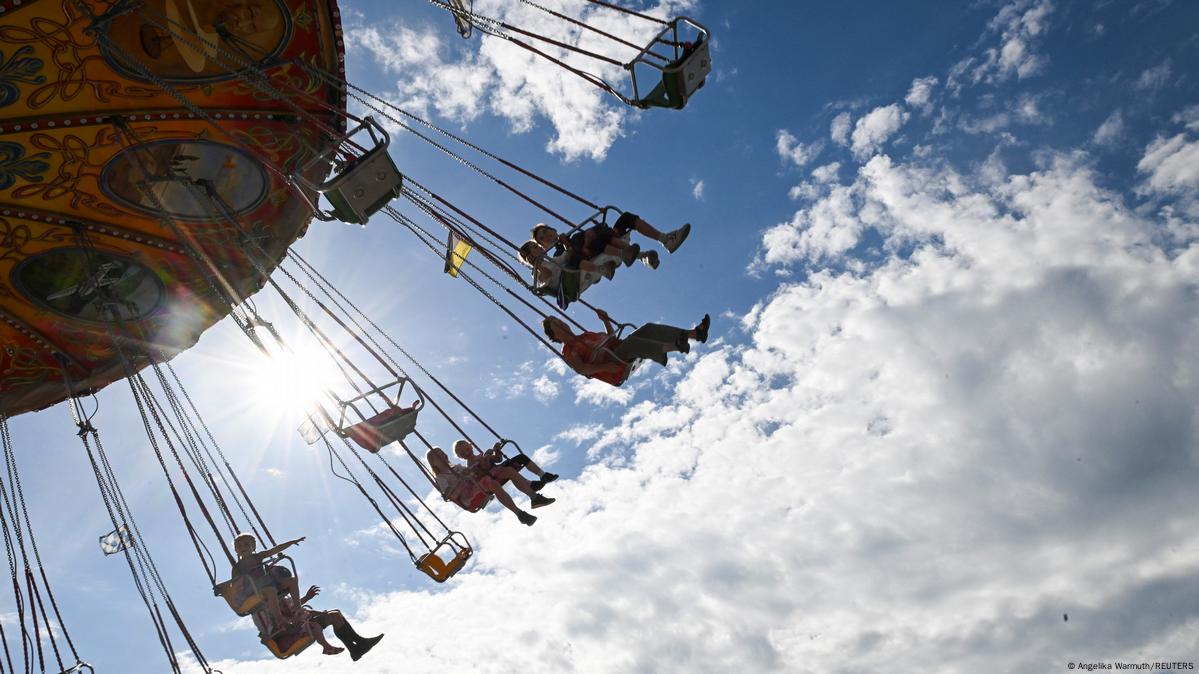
[262,628,316,660]
[416,531,473,583]
[214,555,297,616]
[214,576,267,616]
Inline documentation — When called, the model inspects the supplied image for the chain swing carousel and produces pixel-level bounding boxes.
[0,0,715,667]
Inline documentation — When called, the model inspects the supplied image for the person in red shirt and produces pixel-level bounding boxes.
[543,308,710,386]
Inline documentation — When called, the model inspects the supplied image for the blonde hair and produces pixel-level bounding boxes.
[426,448,449,476]
[518,240,541,267]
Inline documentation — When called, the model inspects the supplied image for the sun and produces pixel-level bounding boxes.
[249,333,345,424]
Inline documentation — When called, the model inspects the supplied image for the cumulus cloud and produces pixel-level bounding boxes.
[830,112,852,146]
[556,423,605,445]
[949,0,1054,90]
[759,180,861,265]
[1137,131,1199,217]
[851,104,910,158]
[532,374,560,403]
[904,76,939,113]
[195,3,1199,672]
[811,162,841,184]
[775,130,823,168]
[346,0,696,161]
[691,178,706,200]
[573,376,637,406]
[209,120,1199,674]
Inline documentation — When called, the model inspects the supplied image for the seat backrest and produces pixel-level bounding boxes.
[665,37,711,102]
[214,577,264,616]
[416,538,473,583]
[323,144,404,224]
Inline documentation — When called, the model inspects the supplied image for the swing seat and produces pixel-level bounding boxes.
[214,576,266,616]
[214,555,296,616]
[327,378,427,450]
[416,532,473,583]
[625,17,711,110]
[262,627,315,659]
[293,116,403,225]
[57,663,93,674]
[637,35,710,110]
[342,404,421,453]
[531,244,623,309]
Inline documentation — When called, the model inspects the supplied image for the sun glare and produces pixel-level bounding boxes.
[251,337,344,423]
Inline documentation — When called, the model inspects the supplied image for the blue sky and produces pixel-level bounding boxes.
[6,0,1199,671]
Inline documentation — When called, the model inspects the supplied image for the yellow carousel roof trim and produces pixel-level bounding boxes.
[0,0,349,417]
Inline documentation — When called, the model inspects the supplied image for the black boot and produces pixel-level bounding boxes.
[352,634,384,661]
[333,623,357,651]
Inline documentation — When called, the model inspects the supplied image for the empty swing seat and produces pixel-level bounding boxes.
[342,404,420,453]
[416,532,473,583]
[293,116,404,225]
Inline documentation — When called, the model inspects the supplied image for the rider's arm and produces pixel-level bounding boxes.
[594,308,616,335]
[259,537,305,558]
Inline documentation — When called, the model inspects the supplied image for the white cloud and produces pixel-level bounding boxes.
[904,76,939,113]
[811,162,842,184]
[758,181,861,264]
[787,163,843,203]
[1012,92,1046,124]
[959,111,1011,135]
[530,444,560,467]
[1173,106,1199,131]
[1093,109,1126,146]
[209,125,1199,674]
[1137,132,1199,216]
[775,130,823,168]
[851,104,910,158]
[957,93,1048,135]
[556,423,604,444]
[573,377,636,406]
[346,0,697,161]
[949,0,1054,90]
[1135,59,1173,92]
[691,178,706,200]
[830,112,852,146]
[531,375,560,403]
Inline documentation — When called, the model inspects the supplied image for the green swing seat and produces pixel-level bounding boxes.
[636,34,711,110]
[627,18,712,111]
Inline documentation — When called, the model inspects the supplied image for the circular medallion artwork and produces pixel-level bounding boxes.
[14,249,166,323]
[101,139,270,221]
[100,0,293,84]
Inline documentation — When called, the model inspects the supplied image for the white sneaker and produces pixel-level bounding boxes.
[661,223,691,253]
